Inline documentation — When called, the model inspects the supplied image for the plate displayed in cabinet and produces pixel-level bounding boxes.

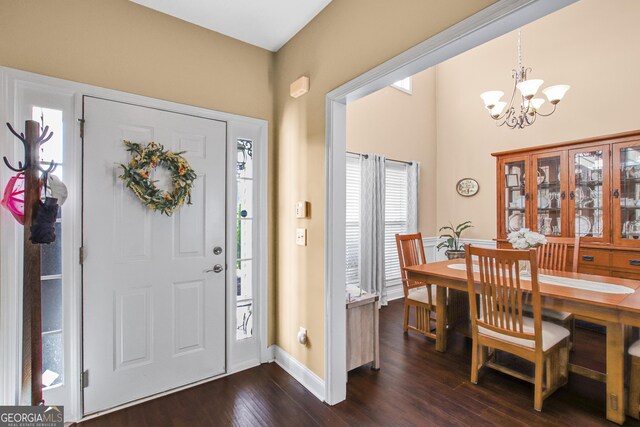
[575,215,592,237]
[508,212,525,232]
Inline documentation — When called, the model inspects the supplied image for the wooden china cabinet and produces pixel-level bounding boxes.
[493,130,640,279]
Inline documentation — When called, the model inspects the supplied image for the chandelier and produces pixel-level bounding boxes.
[480,30,570,129]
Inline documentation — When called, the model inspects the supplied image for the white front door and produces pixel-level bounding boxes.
[82,97,227,414]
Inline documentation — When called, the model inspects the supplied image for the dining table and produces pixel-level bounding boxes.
[404,259,640,425]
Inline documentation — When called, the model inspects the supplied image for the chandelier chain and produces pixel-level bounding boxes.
[517,30,522,75]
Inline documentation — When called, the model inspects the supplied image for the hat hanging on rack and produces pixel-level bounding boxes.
[1,172,26,224]
[47,174,68,206]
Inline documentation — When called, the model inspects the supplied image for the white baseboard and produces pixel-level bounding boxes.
[270,345,325,402]
[264,344,276,362]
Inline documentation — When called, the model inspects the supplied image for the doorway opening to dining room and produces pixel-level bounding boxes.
[327,0,640,421]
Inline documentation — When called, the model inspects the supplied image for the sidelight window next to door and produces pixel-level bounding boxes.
[236,138,254,340]
[33,106,64,390]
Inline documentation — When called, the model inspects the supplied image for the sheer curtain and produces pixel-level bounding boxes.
[360,154,387,304]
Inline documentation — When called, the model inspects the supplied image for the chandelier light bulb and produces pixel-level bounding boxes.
[480,90,504,109]
[542,84,570,104]
[530,98,545,110]
[516,79,544,100]
[491,102,507,118]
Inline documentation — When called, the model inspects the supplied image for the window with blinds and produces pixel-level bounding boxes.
[345,155,361,286]
[384,162,409,281]
[345,155,409,286]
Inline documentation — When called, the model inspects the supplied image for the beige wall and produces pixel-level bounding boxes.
[0,0,502,381]
[0,0,277,342]
[346,69,437,236]
[0,0,274,120]
[435,0,640,239]
[274,0,494,377]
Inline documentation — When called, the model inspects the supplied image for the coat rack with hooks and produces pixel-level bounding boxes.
[4,120,57,406]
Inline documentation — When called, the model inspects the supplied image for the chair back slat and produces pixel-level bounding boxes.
[534,236,579,272]
[396,233,428,297]
[465,245,542,347]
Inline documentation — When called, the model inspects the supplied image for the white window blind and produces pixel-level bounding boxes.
[345,155,409,286]
[345,155,361,286]
[384,161,408,281]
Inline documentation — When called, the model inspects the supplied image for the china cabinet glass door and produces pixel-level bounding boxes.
[613,140,640,245]
[532,153,567,237]
[502,156,529,236]
[569,146,610,243]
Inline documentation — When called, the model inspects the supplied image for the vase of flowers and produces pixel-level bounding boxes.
[506,228,547,274]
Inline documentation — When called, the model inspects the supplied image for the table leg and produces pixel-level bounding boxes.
[435,285,448,352]
[606,322,626,425]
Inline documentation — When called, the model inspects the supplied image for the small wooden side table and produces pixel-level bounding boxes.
[346,292,380,371]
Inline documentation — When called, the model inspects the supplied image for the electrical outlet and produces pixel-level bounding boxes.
[296,228,307,246]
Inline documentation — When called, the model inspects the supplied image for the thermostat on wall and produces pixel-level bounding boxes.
[295,201,309,218]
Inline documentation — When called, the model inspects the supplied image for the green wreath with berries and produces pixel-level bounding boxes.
[119,140,196,216]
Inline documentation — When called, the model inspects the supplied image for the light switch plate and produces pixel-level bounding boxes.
[295,201,309,218]
[296,228,307,246]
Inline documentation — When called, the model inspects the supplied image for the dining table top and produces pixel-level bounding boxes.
[403,259,640,317]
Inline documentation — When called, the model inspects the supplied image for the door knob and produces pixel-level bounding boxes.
[213,246,223,255]
[205,264,224,273]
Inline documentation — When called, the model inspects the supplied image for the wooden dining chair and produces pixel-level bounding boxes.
[630,340,640,419]
[533,236,579,346]
[536,236,580,272]
[465,244,570,411]
[396,232,437,339]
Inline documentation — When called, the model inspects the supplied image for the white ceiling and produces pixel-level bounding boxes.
[130,0,333,52]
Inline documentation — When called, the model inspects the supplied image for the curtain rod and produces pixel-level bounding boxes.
[346,151,413,165]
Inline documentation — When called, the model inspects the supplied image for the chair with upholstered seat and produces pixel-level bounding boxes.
[396,232,438,338]
[629,340,640,419]
[528,236,579,346]
[465,244,570,411]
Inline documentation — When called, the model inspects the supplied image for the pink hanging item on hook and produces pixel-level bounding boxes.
[1,173,26,224]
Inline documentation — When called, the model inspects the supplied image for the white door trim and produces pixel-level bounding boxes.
[0,67,269,422]
[324,0,576,404]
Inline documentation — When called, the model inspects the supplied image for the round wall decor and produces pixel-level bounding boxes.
[456,178,479,197]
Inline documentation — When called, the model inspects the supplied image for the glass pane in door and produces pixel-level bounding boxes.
[619,145,640,241]
[536,156,562,236]
[504,160,526,233]
[236,138,254,340]
[574,150,604,238]
[34,106,64,389]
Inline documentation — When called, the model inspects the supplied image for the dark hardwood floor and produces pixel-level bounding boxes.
[79,299,640,426]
